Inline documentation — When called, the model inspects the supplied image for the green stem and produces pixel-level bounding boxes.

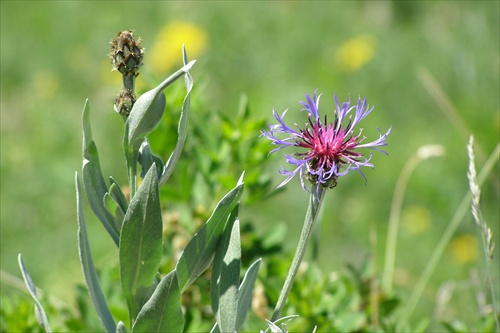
[271,186,326,322]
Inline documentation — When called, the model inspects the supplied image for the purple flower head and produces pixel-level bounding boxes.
[262,90,391,192]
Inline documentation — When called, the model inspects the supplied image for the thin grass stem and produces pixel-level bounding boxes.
[383,145,444,293]
[398,143,499,327]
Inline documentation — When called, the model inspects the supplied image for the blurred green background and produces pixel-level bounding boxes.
[1,1,499,330]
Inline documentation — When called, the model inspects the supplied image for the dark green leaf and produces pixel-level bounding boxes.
[76,173,116,333]
[132,270,184,333]
[81,99,119,246]
[119,165,163,321]
[18,254,52,333]
[176,182,244,293]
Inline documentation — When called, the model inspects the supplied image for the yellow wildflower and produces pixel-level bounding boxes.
[335,35,376,72]
[449,234,478,264]
[149,21,208,74]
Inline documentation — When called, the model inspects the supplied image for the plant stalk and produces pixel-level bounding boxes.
[271,185,326,322]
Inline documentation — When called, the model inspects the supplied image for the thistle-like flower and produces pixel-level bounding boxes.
[262,91,391,191]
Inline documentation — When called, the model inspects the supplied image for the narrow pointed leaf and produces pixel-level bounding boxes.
[132,270,184,333]
[236,258,262,330]
[211,216,241,333]
[159,46,194,187]
[176,183,244,293]
[119,164,163,321]
[18,254,52,333]
[82,99,119,246]
[76,173,116,333]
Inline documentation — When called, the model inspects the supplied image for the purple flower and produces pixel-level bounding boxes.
[262,90,391,191]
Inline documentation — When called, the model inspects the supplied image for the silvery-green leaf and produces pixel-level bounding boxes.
[116,321,128,333]
[211,215,240,333]
[81,99,119,246]
[104,192,122,232]
[236,258,262,330]
[124,61,196,169]
[119,164,163,321]
[159,46,194,187]
[176,182,244,293]
[18,254,52,333]
[132,270,184,333]
[138,140,163,179]
[109,177,128,213]
[76,173,116,333]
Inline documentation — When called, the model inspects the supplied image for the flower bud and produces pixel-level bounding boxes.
[114,88,136,119]
[110,30,144,77]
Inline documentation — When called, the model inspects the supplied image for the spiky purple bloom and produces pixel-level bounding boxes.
[262,91,391,191]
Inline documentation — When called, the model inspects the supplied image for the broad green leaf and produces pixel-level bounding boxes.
[236,258,262,330]
[18,254,52,333]
[81,99,119,246]
[76,173,116,333]
[132,270,184,333]
[211,215,240,333]
[119,165,163,321]
[159,46,194,187]
[176,182,244,293]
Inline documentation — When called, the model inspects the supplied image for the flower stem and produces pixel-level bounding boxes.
[271,185,326,322]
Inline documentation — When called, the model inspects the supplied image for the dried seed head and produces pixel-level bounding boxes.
[110,30,144,77]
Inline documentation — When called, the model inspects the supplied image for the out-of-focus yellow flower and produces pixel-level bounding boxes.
[335,35,376,72]
[449,234,478,264]
[33,70,60,100]
[149,21,208,74]
[402,205,431,234]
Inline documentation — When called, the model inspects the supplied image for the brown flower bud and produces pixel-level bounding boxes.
[110,30,144,77]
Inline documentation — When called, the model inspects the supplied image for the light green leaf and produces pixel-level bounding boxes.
[132,270,184,333]
[176,182,244,293]
[236,258,261,330]
[119,164,163,321]
[211,214,241,333]
[18,254,52,333]
[76,173,116,333]
[81,99,119,246]
[159,46,194,187]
